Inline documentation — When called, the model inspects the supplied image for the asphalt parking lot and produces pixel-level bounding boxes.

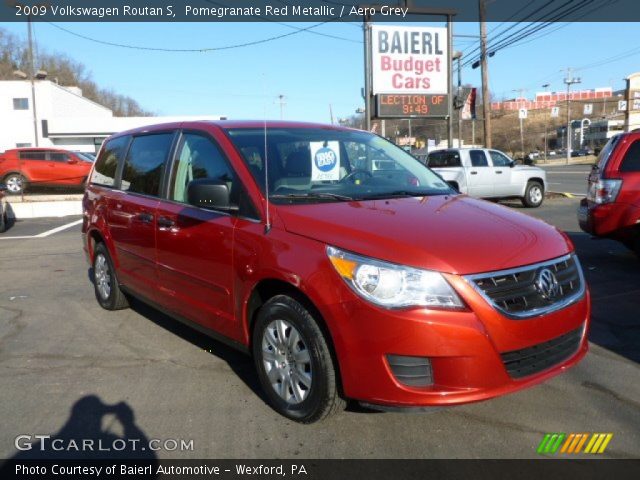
[0,197,638,460]
[541,164,592,196]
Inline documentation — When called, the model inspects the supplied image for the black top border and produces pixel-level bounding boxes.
[1,0,639,22]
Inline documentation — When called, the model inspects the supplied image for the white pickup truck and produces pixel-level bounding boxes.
[424,148,548,208]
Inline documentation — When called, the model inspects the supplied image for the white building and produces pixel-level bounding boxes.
[0,80,225,153]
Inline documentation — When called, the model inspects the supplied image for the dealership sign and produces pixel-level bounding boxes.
[371,25,448,95]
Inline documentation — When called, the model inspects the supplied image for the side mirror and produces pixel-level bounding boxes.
[509,160,516,168]
[187,179,238,212]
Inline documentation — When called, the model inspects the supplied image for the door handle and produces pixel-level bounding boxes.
[496,170,503,174]
[137,212,153,223]
[157,216,175,229]
[470,171,478,175]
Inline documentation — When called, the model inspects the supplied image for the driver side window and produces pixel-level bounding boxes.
[169,133,237,205]
[489,151,512,167]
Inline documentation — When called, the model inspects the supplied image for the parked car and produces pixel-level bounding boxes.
[0,148,93,195]
[83,121,589,422]
[424,148,548,207]
[578,132,640,255]
[0,183,7,233]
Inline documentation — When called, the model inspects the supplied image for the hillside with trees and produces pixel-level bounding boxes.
[0,27,151,116]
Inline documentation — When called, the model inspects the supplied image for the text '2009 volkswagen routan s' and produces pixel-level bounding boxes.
[82,121,590,423]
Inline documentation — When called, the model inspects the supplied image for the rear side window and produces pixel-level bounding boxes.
[49,152,69,162]
[427,151,461,167]
[470,150,489,167]
[596,135,620,171]
[19,151,46,161]
[91,136,129,187]
[620,140,640,172]
[121,133,174,196]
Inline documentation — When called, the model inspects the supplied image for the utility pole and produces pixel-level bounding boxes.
[564,68,581,165]
[329,103,334,124]
[27,17,38,147]
[479,0,491,147]
[277,94,286,120]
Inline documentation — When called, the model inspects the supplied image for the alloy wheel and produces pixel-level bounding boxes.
[261,319,312,404]
[94,253,112,300]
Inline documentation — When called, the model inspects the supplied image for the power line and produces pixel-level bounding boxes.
[47,21,342,52]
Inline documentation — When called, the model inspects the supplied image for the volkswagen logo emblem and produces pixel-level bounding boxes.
[535,268,560,300]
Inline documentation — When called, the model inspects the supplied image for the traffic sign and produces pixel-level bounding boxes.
[619,100,628,111]
[519,108,528,119]
[551,106,560,118]
[584,104,593,115]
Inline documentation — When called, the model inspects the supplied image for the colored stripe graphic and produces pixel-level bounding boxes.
[539,433,613,455]
[537,433,565,454]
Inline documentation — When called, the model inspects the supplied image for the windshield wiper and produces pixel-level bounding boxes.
[270,192,355,202]
[359,190,443,200]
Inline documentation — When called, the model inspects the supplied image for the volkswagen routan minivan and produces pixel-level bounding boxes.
[82,121,590,423]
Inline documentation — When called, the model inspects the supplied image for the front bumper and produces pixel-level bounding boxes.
[319,271,590,408]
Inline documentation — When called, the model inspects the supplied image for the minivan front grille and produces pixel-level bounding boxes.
[465,254,585,319]
[500,326,583,379]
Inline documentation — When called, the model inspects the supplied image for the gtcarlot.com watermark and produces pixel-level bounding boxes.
[15,434,194,453]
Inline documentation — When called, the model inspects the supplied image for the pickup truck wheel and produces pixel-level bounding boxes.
[253,295,345,423]
[92,243,129,310]
[522,181,544,208]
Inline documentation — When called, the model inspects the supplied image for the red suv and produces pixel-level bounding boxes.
[82,121,590,422]
[0,148,93,195]
[579,132,640,255]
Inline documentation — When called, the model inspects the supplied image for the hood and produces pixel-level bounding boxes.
[275,195,571,275]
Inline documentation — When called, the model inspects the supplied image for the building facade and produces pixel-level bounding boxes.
[1,80,225,153]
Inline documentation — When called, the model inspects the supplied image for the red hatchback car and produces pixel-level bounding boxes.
[579,132,640,255]
[82,121,590,422]
[0,147,93,195]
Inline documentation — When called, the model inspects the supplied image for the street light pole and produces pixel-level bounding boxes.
[542,83,550,162]
[564,68,582,165]
[454,51,463,147]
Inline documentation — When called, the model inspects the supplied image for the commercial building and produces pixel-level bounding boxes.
[491,87,613,111]
[0,80,225,153]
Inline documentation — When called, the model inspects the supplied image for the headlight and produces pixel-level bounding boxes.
[326,246,464,309]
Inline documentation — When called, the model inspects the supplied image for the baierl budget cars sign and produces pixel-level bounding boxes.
[371,25,448,95]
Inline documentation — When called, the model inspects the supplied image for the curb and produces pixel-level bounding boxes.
[548,191,586,199]
[7,199,82,219]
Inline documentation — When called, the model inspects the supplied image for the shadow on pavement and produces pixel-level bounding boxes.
[568,231,640,364]
[4,395,158,463]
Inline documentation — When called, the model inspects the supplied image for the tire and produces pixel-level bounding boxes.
[92,243,129,310]
[521,181,544,208]
[0,210,5,233]
[3,173,26,195]
[252,295,345,423]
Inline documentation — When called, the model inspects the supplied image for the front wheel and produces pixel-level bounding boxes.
[252,295,345,423]
[521,181,544,208]
[4,173,26,195]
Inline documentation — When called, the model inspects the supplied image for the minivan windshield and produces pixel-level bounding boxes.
[225,128,453,203]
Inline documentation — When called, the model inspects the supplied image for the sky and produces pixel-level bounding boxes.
[1,20,639,122]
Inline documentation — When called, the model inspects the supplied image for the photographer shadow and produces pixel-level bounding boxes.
[7,395,159,462]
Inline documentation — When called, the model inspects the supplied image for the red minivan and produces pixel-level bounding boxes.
[579,132,640,255]
[82,121,590,422]
[0,147,93,195]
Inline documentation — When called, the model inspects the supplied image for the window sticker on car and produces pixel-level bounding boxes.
[310,141,340,181]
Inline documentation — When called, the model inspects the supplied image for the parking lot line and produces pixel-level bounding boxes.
[0,219,83,240]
